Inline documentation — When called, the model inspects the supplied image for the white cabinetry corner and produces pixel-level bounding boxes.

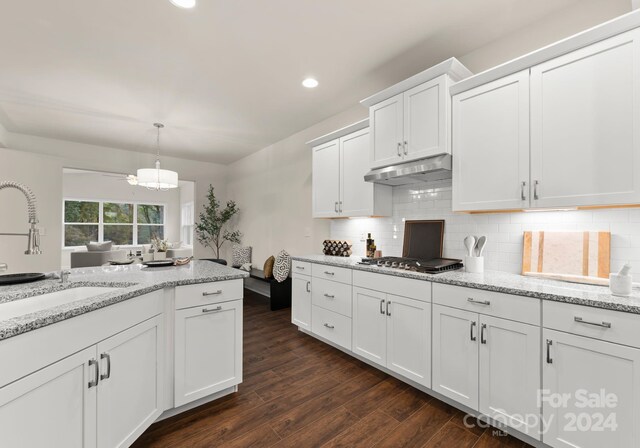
[310,122,391,218]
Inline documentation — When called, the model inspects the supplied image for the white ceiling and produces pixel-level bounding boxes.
[0,0,629,164]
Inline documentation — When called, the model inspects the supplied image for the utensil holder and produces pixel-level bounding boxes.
[465,256,484,274]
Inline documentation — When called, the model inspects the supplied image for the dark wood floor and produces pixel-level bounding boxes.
[133,289,533,448]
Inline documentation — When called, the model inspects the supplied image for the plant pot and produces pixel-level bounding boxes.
[154,252,167,261]
[202,258,227,266]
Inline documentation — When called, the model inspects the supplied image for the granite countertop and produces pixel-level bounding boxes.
[292,254,640,314]
[0,260,249,341]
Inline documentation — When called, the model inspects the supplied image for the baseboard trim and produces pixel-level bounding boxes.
[155,385,238,422]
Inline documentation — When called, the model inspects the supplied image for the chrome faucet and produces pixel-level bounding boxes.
[0,181,42,255]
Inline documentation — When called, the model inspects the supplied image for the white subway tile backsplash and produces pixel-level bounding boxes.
[330,179,640,277]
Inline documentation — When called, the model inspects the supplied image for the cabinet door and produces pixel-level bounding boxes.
[0,346,97,448]
[340,128,374,216]
[531,29,640,208]
[543,329,640,448]
[352,287,387,367]
[403,76,448,161]
[292,275,312,330]
[479,316,540,440]
[386,294,431,387]
[175,300,242,407]
[432,304,479,410]
[312,139,340,217]
[97,315,164,448]
[370,93,404,168]
[452,70,530,211]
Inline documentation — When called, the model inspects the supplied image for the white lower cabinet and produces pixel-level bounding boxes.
[352,287,431,387]
[432,304,479,409]
[174,299,242,407]
[0,346,97,448]
[542,329,640,448]
[0,314,164,448]
[291,274,312,330]
[97,315,164,448]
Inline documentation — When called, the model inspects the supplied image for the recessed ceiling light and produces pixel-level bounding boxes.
[170,0,196,8]
[302,78,319,89]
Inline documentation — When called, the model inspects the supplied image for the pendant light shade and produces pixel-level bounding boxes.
[137,123,179,190]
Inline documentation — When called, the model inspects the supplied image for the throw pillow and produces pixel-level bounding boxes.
[86,241,112,252]
[239,262,252,272]
[232,245,252,268]
[273,250,291,283]
[263,256,275,279]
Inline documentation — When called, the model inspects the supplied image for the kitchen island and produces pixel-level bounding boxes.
[0,260,248,448]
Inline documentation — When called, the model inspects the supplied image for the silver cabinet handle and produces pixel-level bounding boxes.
[480,324,487,344]
[470,321,477,341]
[324,323,335,329]
[386,301,391,316]
[467,298,490,306]
[323,293,335,299]
[546,339,553,364]
[203,306,223,313]
[100,353,111,380]
[202,290,222,296]
[88,359,99,388]
[306,281,311,293]
[403,141,408,155]
[335,201,339,213]
[338,201,343,212]
[295,266,305,270]
[324,271,335,276]
[574,317,611,328]
[521,181,527,201]
[534,180,539,200]
[380,299,385,315]
[397,142,402,156]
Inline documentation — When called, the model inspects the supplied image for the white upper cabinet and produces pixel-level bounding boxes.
[312,139,341,218]
[530,29,640,208]
[309,121,391,218]
[452,71,530,212]
[370,94,404,168]
[362,58,472,170]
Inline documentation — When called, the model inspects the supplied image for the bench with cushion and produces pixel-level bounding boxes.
[244,268,291,311]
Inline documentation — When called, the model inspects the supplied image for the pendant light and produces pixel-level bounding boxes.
[137,123,179,190]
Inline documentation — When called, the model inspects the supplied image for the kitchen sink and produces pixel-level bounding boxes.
[0,286,120,321]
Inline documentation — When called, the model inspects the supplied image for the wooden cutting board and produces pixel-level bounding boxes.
[522,231,611,286]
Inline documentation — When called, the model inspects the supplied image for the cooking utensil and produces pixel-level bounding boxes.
[475,236,487,257]
[464,235,476,257]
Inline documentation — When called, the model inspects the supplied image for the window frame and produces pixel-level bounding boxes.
[181,201,195,247]
[63,198,167,248]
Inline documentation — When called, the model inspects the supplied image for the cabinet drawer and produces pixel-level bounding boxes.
[312,278,352,317]
[432,283,540,325]
[292,260,311,276]
[312,264,352,285]
[543,301,640,348]
[175,280,243,310]
[353,270,431,302]
[311,306,352,351]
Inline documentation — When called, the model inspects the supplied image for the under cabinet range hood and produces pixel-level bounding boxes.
[364,154,452,186]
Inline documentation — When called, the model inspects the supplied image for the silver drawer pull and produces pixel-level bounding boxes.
[574,317,611,328]
[203,306,223,313]
[468,298,490,306]
[324,323,335,329]
[324,293,335,299]
[296,266,305,270]
[202,290,223,296]
[324,271,335,276]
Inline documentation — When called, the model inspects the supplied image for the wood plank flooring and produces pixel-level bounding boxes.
[132,289,533,448]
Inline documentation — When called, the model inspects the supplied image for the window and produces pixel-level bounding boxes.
[181,202,194,246]
[63,200,165,247]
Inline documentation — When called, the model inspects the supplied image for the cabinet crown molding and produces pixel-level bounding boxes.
[360,57,472,107]
[451,9,640,95]
[306,118,369,147]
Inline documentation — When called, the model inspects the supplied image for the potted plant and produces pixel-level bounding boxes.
[195,185,241,265]
[151,236,169,260]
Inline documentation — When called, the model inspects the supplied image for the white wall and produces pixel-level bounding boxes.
[0,133,227,273]
[330,179,640,278]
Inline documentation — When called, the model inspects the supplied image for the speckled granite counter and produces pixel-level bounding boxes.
[0,260,249,341]
[293,254,640,314]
